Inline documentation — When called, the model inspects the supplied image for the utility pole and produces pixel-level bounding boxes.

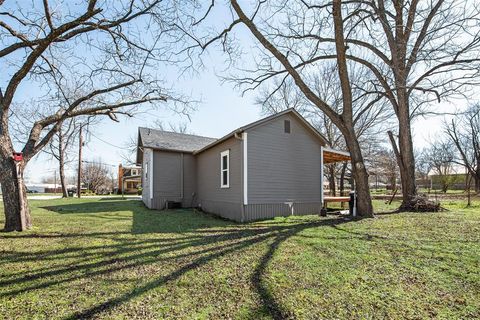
[77,126,83,198]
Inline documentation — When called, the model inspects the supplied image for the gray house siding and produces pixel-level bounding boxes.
[139,109,329,222]
[149,150,197,210]
[196,136,243,220]
[244,113,323,219]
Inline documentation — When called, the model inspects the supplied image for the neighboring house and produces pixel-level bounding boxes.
[136,108,350,222]
[118,164,142,194]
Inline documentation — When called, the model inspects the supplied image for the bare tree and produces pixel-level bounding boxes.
[422,140,457,193]
[121,120,191,165]
[153,121,190,134]
[375,149,400,191]
[0,1,190,231]
[42,119,81,197]
[177,0,410,217]
[445,103,480,193]
[309,0,480,209]
[81,159,111,194]
[202,0,479,209]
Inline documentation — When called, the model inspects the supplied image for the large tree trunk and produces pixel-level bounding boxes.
[331,0,373,218]
[397,107,417,208]
[0,160,32,231]
[344,130,374,217]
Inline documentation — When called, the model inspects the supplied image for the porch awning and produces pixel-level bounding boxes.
[323,147,351,164]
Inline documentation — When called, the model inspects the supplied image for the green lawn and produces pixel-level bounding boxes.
[0,198,479,319]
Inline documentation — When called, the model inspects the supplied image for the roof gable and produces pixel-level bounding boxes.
[194,108,327,154]
[136,109,327,164]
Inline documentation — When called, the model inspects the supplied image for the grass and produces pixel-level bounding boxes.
[0,198,479,319]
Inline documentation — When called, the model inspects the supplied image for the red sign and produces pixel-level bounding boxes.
[13,152,23,161]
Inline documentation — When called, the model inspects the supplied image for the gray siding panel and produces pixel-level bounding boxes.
[244,203,290,221]
[200,200,242,221]
[247,113,322,204]
[146,150,198,209]
[243,202,321,221]
[153,151,182,198]
[196,136,243,219]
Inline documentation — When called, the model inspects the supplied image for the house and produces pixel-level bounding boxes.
[136,108,351,222]
[118,164,142,194]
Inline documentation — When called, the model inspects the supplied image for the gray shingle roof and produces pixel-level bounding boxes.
[138,127,217,153]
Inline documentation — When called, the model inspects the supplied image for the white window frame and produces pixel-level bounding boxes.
[220,150,230,188]
[131,169,138,176]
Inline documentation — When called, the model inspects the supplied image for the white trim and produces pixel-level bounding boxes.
[243,132,248,205]
[220,150,230,188]
[320,146,324,205]
[353,183,357,217]
[149,149,154,199]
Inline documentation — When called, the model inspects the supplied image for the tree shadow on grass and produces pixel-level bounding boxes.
[3,201,356,319]
[41,200,236,234]
[64,216,351,320]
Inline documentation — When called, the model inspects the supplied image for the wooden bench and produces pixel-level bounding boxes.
[323,196,351,210]
[321,196,352,216]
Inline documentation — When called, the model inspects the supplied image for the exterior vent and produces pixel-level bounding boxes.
[284,120,291,133]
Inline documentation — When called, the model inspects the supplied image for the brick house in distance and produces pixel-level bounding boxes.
[118,164,142,194]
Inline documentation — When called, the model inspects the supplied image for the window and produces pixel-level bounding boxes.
[220,150,230,188]
[284,120,291,133]
[131,169,138,176]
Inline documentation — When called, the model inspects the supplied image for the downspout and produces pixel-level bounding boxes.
[181,153,184,200]
[320,146,324,213]
[149,149,154,202]
[235,131,247,222]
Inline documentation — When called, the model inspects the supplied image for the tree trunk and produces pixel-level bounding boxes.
[343,129,374,217]
[0,160,32,231]
[331,0,373,217]
[58,132,69,198]
[339,162,347,196]
[396,102,418,209]
[59,160,68,198]
[328,165,336,196]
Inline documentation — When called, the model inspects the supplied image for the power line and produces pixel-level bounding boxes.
[81,160,117,167]
[89,132,125,149]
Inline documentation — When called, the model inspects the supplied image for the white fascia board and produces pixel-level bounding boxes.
[243,132,248,205]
